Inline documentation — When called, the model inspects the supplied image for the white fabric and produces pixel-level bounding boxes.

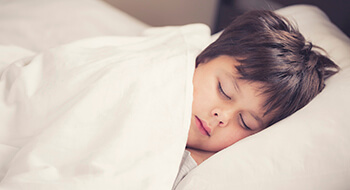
[0,0,149,52]
[176,5,350,190]
[0,46,35,75]
[0,24,211,189]
[1,0,349,189]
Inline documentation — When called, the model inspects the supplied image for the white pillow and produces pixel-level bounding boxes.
[176,5,350,190]
[0,0,148,52]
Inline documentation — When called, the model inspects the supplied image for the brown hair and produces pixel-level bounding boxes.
[196,10,340,127]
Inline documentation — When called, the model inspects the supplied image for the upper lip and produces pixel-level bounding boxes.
[196,116,211,136]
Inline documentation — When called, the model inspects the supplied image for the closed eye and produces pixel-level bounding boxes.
[218,82,231,100]
[239,113,252,130]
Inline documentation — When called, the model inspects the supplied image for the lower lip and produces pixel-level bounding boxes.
[195,116,210,136]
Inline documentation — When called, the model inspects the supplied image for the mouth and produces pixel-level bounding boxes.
[195,116,211,137]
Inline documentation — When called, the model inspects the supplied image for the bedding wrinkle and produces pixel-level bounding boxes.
[0,24,211,189]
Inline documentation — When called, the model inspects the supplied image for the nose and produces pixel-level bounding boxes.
[211,108,230,127]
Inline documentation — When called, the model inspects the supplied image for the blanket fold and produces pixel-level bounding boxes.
[0,24,211,190]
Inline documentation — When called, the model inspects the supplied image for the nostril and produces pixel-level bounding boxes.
[214,113,218,116]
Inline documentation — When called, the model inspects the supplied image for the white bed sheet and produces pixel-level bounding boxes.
[0,24,211,189]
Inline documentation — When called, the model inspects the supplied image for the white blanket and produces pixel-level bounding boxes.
[0,24,211,190]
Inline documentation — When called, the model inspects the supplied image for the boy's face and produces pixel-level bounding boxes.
[187,55,272,152]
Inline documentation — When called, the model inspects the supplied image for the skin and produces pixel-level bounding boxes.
[186,55,273,164]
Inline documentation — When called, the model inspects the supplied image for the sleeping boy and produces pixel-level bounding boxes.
[173,9,339,188]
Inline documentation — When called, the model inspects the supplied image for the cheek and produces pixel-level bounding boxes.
[218,129,253,148]
[192,82,215,112]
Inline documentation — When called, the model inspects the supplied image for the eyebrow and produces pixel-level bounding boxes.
[225,73,240,93]
[250,112,264,129]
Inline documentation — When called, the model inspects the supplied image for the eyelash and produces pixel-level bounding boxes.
[218,82,231,100]
[239,113,252,131]
[218,82,252,131]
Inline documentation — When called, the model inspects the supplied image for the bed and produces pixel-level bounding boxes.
[0,0,349,189]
